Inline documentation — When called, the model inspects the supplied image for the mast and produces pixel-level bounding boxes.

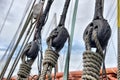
[118,0,120,79]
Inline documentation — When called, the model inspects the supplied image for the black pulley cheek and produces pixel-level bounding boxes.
[83,19,111,50]
[26,41,39,59]
[47,27,69,52]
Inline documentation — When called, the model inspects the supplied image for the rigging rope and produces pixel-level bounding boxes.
[0,25,19,63]
[15,1,44,78]
[39,0,71,80]
[82,30,104,80]
[6,13,35,80]
[0,0,33,79]
[17,44,38,80]
[63,0,79,79]
[37,11,57,77]
[32,0,53,78]
[0,0,15,34]
[82,0,111,79]
[44,13,57,38]
[105,0,115,18]
[82,51,103,80]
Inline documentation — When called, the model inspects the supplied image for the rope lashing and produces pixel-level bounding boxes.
[82,51,103,80]
[39,49,59,80]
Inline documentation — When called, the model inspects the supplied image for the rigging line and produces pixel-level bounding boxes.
[61,49,66,72]
[111,36,117,58]
[67,0,73,30]
[31,0,46,75]
[63,0,79,79]
[1,0,37,64]
[6,1,38,79]
[106,19,116,55]
[105,0,115,18]
[0,20,21,63]
[37,35,43,75]
[0,0,34,79]
[0,8,29,62]
[44,13,57,38]
[108,4,117,23]
[0,0,15,34]
[6,19,36,80]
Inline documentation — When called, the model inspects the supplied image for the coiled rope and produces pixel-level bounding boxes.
[82,30,104,80]
[39,49,59,80]
[82,51,103,80]
[17,63,31,80]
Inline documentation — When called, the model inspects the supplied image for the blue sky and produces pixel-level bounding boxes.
[0,0,117,77]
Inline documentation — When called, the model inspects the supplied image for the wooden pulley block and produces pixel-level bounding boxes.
[83,19,111,50]
[24,41,39,59]
[47,26,69,52]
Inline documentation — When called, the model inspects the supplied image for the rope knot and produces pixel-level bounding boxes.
[43,49,59,67]
[82,50,103,80]
[17,63,31,78]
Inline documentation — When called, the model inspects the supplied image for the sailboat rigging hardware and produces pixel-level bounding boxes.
[18,0,52,79]
[47,27,69,52]
[47,0,70,52]
[83,0,111,79]
[39,0,71,80]
[17,42,39,79]
[22,41,39,59]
